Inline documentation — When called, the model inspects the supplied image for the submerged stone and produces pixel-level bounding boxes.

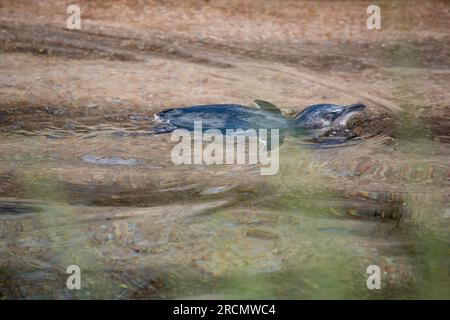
[199,186,230,196]
[82,154,138,166]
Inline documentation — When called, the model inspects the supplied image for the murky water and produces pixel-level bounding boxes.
[0,0,449,299]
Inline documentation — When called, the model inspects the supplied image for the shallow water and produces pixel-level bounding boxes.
[0,101,448,299]
[0,0,449,299]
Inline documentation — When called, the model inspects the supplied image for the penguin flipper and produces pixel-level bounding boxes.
[253,100,282,114]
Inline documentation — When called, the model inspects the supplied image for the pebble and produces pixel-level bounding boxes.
[443,208,450,219]
[128,114,150,121]
[82,155,139,166]
[199,186,230,196]
[61,122,77,131]
[86,102,99,109]
[44,105,66,115]
[0,112,7,124]
[246,228,279,240]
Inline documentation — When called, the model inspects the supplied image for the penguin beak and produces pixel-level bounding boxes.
[345,103,366,113]
[334,103,366,126]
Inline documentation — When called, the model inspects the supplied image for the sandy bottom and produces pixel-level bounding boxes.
[0,0,449,299]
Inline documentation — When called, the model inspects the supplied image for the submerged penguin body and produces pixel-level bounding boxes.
[155,103,290,134]
[153,101,365,136]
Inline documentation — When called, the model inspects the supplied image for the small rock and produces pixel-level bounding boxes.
[128,114,150,121]
[443,208,450,219]
[246,228,279,240]
[86,102,99,109]
[44,105,66,115]
[136,42,145,50]
[199,186,230,196]
[82,155,139,166]
[168,229,180,242]
[0,112,7,124]
[62,122,77,131]
[385,265,396,273]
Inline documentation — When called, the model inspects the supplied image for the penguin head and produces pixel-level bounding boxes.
[292,103,366,130]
